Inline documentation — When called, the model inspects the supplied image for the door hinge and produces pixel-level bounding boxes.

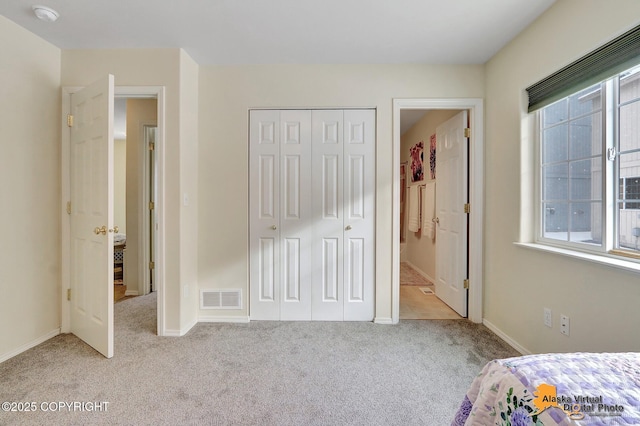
[66,201,71,215]
[67,289,71,301]
[464,128,470,138]
[463,279,469,289]
[149,142,155,151]
[149,201,155,211]
[464,203,470,214]
[149,261,155,270]
[67,114,74,127]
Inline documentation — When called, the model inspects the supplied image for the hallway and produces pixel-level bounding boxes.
[399,262,462,320]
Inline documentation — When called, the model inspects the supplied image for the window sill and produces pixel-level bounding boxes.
[514,242,640,274]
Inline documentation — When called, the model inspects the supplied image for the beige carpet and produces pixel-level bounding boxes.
[0,292,519,426]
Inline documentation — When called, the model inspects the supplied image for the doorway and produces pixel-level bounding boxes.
[61,83,167,355]
[112,97,158,302]
[398,108,465,320]
[392,99,484,324]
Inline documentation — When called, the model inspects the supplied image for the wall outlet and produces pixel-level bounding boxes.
[543,308,552,328]
[560,314,570,336]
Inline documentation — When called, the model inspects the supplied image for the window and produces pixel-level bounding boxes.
[620,177,640,210]
[538,64,640,256]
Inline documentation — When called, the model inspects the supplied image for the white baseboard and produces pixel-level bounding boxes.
[482,319,531,355]
[199,315,250,323]
[404,260,435,284]
[163,317,198,337]
[374,317,394,325]
[1,328,60,364]
[124,290,139,297]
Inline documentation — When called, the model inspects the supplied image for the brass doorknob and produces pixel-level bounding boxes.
[271,225,277,230]
[94,226,107,235]
[345,225,352,230]
[109,226,119,233]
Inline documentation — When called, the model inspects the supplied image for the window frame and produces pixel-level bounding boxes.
[534,74,640,262]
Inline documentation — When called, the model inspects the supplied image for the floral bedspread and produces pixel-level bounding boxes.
[452,352,640,426]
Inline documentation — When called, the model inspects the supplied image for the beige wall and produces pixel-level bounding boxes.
[7,0,639,361]
[125,99,157,295]
[400,110,459,281]
[179,50,199,328]
[61,48,196,334]
[197,64,485,320]
[114,139,126,234]
[485,0,640,353]
[0,16,61,360]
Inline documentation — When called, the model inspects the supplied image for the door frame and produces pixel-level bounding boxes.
[392,98,484,324]
[61,85,167,336]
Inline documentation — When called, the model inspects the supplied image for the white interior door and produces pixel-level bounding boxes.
[249,110,281,320]
[279,110,312,320]
[250,109,375,321]
[343,110,375,321]
[435,110,468,317]
[311,110,345,320]
[70,75,115,358]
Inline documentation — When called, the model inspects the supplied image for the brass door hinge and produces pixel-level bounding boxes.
[67,289,71,301]
[149,142,155,151]
[463,279,469,289]
[149,261,155,270]
[66,201,71,215]
[149,201,155,211]
[67,114,74,127]
[464,128,470,138]
[464,203,470,214]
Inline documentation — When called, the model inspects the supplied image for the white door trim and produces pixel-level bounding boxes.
[392,98,484,324]
[61,85,167,336]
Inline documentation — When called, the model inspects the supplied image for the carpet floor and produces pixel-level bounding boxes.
[0,292,519,425]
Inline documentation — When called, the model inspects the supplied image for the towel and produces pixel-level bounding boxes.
[422,181,436,240]
[407,185,420,233]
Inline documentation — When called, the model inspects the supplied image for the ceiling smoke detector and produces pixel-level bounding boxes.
[32,5,59,22]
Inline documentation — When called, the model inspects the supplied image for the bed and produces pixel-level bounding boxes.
[452,352,640,425]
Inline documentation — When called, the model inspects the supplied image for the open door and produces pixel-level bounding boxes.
[434,110,468,317]
[69,75,115,358]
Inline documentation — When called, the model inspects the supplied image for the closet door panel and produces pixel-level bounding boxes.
[312,110,344,321]
[259,237,276,301]
[322,237,340,302]
[249,110,281,320]
[343,110,375,321]
[346,238,365,302]
[279,110,312,320]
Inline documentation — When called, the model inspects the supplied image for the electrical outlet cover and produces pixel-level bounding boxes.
[560,314,570,336]
[544,308,552,327]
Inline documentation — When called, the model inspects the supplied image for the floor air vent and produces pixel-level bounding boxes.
[200,289,242,309]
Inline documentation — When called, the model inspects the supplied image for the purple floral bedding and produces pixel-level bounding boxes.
[452,352,640,426]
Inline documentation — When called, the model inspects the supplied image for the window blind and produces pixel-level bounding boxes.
[526,23,640,112]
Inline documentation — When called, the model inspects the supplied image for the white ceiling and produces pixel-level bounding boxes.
[0,0,555,65]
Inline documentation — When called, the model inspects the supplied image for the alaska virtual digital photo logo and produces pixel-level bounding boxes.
[532,383,626,421]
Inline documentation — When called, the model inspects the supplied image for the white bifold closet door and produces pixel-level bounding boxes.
[249,109,375,321]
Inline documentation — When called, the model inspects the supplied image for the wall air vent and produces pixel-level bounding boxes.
[200,289,242,310]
